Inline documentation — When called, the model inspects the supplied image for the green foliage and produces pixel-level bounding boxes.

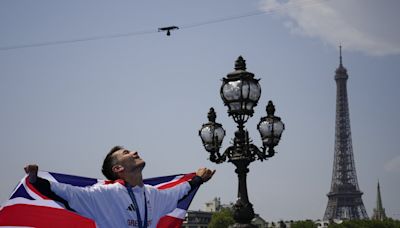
[208,208,235,228]
[281,219,400,228]
[328,219,400,228]
[291,220,317,228]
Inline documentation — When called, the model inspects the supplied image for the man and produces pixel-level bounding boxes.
[25,146,215,228]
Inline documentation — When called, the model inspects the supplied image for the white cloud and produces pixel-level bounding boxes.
[261,0,400,56]
[384,155,400,173]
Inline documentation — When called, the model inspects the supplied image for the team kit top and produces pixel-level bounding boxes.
[33,176,202,228]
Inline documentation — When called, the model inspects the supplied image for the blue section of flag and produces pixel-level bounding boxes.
[10,184,34,200]
[50,172,98,187]
[178,186,199,209]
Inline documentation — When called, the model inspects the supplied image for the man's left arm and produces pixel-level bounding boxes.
[156,168,215,216]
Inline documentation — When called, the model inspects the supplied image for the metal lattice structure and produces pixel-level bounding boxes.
[323,47,368,220]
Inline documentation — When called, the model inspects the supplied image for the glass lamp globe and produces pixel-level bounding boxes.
[220,56,261,123]
[257,101,285,148]
[199,108,225,152]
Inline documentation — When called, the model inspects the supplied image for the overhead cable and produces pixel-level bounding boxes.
[0,0,327,51]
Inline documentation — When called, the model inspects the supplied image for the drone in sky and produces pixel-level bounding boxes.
[158,26,179,36]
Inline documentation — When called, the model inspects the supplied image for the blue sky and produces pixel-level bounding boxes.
[1,0,399,221]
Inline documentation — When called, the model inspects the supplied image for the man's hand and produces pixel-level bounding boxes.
[196,167,215,183]
[24,164,38,184]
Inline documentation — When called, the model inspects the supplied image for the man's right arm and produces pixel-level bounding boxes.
[24,164,75,211]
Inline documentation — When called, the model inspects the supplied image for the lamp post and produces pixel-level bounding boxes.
[199,56,285,228]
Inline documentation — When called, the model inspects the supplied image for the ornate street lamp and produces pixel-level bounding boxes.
[199,56,285,228]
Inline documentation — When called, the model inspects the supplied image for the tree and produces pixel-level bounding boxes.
[291,220,317,228]
[208,208,235,228]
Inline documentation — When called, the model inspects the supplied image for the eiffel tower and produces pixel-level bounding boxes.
[323,46,368,220]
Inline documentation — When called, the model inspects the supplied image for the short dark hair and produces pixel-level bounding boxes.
[102,145,123,180]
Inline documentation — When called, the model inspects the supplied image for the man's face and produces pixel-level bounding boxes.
[112,148,146,173]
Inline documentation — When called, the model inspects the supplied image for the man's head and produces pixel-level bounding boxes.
[101,146,146,180]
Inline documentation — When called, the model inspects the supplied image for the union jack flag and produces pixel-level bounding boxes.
[0,171,199,227]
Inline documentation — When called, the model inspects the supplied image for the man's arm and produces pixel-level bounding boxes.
[155,167,215,216]
[24,164,75,211]
[24,164,102,217]
[24,164,39,184]
[188,167,215,189]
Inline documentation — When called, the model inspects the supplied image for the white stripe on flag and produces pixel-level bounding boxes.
[166,208,187,219]
[154,175,184,188]
[1,197,64,209]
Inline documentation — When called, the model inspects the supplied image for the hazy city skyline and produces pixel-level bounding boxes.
[1,0,399,221]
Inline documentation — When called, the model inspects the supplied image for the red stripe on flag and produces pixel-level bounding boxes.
[0,204,96,228]
[157,173,196,190]
[157,215,183,228]
[25,177,50,200]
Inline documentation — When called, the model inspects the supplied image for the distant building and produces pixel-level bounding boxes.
[182,210,212,228]
[252,214,268,228]
[183,197,269,228]
[182,197,221,228]
[204,197,221,212]
[371,181,387,220]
